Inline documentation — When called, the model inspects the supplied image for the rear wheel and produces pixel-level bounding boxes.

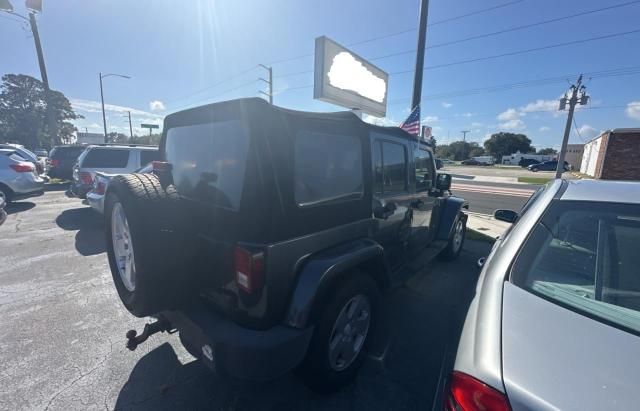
[0,184,13,204]
[105,173,195,317]
[440,215,466,261]
[298,273,379,393]
[530,167,539,172]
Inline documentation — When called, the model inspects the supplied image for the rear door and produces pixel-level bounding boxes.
[408,144,437,249]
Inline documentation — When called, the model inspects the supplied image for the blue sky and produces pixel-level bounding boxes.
[2,0,640,148]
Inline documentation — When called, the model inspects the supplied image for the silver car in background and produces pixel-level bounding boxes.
[447,179,640,411]
[87,162,154,214]
[0,149,45,203]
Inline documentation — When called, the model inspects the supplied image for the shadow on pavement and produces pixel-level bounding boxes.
[44,182,70,192]
[5,201,36,215]
[55,207,106,255]
[113,240,491,410]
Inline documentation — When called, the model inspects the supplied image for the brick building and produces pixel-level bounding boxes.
[580,128,640,180]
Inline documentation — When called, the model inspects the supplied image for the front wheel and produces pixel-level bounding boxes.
[530,167,538,172]
[297,273,379,393]
[440,215,466,261]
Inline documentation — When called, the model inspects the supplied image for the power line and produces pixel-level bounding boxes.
[572,116,587,142]
[267,0,527,67]
[389,27,640,74]
[167,80,258,111]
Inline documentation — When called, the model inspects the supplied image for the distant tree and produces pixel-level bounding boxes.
[435,140,483,160]
[130,133,161,145]
[537,147,557,155]
[107,132,129,144]
[0,74,82,148]
[484,132,533,160]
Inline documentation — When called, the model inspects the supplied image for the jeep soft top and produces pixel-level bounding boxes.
[104,97,467,390]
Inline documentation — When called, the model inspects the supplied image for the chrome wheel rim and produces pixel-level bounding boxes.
[452,219,464,252]
[0,190,6,203]
[111,202,136,292]
[328,294,371,371]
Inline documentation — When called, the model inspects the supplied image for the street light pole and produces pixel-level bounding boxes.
[410,0,430,114]
[460,130,470,160]
[127,111,133,139]
[99,73,131,143]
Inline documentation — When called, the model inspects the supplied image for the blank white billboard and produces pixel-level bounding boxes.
[314,36,388,117]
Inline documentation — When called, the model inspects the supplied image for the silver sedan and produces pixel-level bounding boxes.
[447,179,640,411]
[0,149,45,203]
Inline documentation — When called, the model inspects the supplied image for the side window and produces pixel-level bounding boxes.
[294,131,363,206]
[381,141,407,194]
[511,201,640,335]
[415,147,434,192]
[140,150,160,166]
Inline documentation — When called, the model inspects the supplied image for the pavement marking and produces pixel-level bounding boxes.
[451,183,534,198]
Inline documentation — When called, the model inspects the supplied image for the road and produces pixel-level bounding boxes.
[0,189,491,411]
[451,179,537,215]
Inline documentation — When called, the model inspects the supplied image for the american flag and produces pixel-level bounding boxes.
[400,104,420,136]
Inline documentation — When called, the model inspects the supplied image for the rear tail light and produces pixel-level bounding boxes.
[446,372,510,411]
[94,180,106,195]
[50,159,60,167]
[78,172,93,185]
[10,162,35,173]
[233,246,265,294]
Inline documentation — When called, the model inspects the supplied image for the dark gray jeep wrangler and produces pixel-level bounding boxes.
[104,98,467,392]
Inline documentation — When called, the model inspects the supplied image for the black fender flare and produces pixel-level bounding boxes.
[285,238,390,329]
[436,196,469,242]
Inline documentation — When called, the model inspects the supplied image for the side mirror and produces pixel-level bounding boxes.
[435,173,452,191]
[494,209,518,223]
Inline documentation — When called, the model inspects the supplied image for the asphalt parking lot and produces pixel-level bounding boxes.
[0,189,490,411]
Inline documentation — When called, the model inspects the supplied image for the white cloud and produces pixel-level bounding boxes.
[149,100,166,111]
[520,99,557,113]
[461,112,473,118]
[423,115,439,123]
[471,122,483,127]
[442,102,453,108]
[71,98,163,119]
[327,52,386,103]
[626,101,640,120]
[539,126,551,132]
[499,118,526,131]
[575,124,599,139]
[497,108,522,121]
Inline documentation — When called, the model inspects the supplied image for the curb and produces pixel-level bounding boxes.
[466,227,497,243]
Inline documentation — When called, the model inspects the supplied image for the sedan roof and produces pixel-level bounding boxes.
[561,179,640,204]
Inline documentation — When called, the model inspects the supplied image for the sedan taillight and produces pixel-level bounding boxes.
[10,162,35,173]
[78,172,93,185]
[446,372,511,411]
[50,159,60,167]
[233,246,265,294]
[94,180,106,195]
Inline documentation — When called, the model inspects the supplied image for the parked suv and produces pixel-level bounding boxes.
[47,145,87,180]
[70,145,159,198]
[104,98,468,392]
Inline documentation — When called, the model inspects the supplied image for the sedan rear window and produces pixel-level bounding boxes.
[165,120,249,210]
[511,201,640,334]
[81,149,129,168]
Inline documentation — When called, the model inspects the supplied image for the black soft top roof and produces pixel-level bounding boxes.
[163,97,417,142]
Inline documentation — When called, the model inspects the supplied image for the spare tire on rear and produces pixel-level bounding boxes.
[105,173,195,317]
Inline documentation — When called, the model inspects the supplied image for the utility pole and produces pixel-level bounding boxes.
[258,64,273,104]
[99,72,130,143]
[125,111,133,139]
[460,130,470,160]
[557,75,588,178]
[410,0,430,115]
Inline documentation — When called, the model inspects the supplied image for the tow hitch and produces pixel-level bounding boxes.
[125,319,172,351]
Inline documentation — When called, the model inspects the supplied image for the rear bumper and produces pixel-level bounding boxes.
[160,305,314,381]
[86,192,105,214]
[70,181,91,198]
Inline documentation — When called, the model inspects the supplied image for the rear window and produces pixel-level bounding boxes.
[165,120,249,210]
[51,147,85,160]
[511,201,640,335]
[294,131,363,206]
[139,150,160,166]
[81,149,130,168]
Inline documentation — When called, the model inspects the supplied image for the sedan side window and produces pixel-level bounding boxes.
[511,201,640,335]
